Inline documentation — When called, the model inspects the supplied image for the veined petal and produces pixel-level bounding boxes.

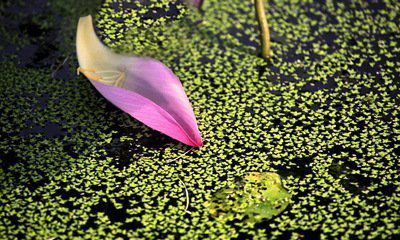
[76,15,203,147]
[91,81,200,147]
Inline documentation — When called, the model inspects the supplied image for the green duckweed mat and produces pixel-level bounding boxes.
[0,0,399,239]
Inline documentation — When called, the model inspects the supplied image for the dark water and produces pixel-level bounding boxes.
[0,0,399,239]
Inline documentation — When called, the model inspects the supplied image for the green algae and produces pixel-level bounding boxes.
[0,0,400,239]
[206,172,291,224]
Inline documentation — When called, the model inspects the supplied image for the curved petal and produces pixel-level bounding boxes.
[122,58,203,147]
[76,15,203,147]
[76,16,131,73]
[91,81,201,147]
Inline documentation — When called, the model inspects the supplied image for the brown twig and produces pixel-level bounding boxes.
[198,0,204,9]
[255,0,271,58]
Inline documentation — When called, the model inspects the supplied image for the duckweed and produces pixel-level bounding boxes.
[0,0,399,239]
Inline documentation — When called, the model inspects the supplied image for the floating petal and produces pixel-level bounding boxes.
[76,15,203,147]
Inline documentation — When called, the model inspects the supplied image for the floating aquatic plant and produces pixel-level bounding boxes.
[206,172,291,224]
[76,15,203,147]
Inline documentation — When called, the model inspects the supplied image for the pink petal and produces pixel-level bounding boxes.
[76,15,202,147]
[91,59,203,147]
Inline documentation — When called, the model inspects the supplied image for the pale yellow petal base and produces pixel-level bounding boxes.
[76,15,129,87]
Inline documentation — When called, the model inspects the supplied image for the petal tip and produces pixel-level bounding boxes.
[195,140,204,148]
[191,135,204,148]
[77,15,203,148]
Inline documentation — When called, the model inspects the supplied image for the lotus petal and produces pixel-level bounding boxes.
[76,15,203,147]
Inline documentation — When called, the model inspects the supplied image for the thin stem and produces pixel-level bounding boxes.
[51,56,69,78]
[167,147,194,164]
[197,0,204,9]
[178,177,191,214]
[188,0,204,9]
[255,0,271,58]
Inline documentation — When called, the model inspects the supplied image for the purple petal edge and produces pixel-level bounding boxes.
[91,80,203,147]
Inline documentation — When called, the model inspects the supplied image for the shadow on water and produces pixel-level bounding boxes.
[0,0,102,67]
[102,116,178,171]
[0,0,63,67]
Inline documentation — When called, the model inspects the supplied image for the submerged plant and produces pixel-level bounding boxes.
[205,172,291,224]
[76,15,203,147]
